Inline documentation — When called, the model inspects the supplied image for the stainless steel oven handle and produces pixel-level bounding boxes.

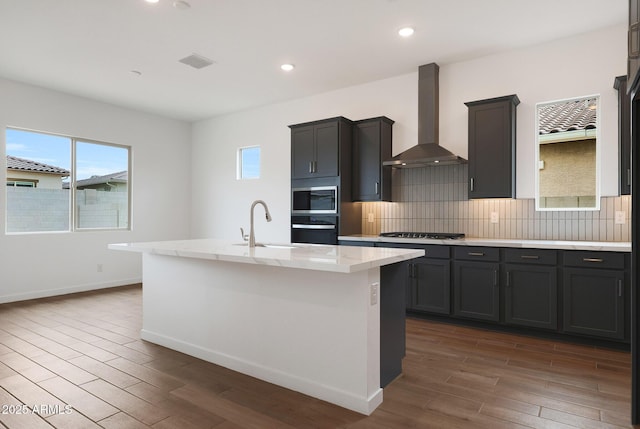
[291,224,336,230]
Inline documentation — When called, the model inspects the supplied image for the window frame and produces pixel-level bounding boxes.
[5,127,132,234]
[237,145,261,180]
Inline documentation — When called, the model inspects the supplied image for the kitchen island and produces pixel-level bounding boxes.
[108,239,423,415]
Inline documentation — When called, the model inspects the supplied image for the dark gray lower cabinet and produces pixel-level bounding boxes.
[504,264,557,330]
[410,258,450,314]
[339,240,629,343]
[379,261,408,387]
[453,261,500,322]
[563,268,625,340]
[376,243,451,315]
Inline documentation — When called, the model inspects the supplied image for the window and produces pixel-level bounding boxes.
[237,146,260,179]
[6,180,37,187]
[5,128,131,233]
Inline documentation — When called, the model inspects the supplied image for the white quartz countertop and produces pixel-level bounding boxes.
[338,235,631,252]
[109,238,425,273]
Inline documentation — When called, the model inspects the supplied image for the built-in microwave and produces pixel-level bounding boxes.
[291,186,338,214]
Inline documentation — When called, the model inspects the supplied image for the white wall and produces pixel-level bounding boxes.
[0,78,191,303]
[439,24,626,199]
[191,24,627,241]
[191,73,417,242]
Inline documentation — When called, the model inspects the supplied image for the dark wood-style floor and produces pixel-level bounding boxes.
[0,284,635,428]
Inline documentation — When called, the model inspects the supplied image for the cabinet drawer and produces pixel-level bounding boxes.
[454,246,499,262]
[563,251,625,270]
[504,248,557,265]
[338,240,375,247]
[377,242,450,259]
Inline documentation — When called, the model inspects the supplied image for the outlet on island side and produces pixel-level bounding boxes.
[615,211,626,225]
[490,211,499,224]
[367,213,374,223]
[370,282,379,305]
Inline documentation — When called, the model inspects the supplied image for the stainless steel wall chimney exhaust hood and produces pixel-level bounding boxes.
[383,63,467,168]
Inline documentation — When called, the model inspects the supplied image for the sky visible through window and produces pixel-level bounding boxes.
[240,146,260,179]
[6,128,127,180]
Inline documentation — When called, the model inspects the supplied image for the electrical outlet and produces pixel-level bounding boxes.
[370,282,379,305]
[367,213,374,223]
[615,211,626,225]
[490,211,499,224]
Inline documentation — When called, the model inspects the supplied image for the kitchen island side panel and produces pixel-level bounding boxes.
[140,253,382,415]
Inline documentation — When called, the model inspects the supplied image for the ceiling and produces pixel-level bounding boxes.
[0,0,627,122]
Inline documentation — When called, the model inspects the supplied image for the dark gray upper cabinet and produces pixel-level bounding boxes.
[290,117,352,180]
[352,117,394,202]
[629,0,640,91]
[465,95,520,199]
[614,75,631,195]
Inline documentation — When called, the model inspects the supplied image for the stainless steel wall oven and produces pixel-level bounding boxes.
[291,186,338,214]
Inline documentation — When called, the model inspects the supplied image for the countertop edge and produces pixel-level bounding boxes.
[338,236,631,253]
[109,241,425,273]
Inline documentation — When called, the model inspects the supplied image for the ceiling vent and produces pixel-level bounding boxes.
[178,53,214,69]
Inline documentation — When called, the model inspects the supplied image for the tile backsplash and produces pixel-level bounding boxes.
[360,164,631,242]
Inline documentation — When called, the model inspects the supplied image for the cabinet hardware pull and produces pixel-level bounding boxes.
[470,177,475,192]
[506,271,510,287]
[521,255,539,260]
[630,23,640,58]
[493,270,498,287]
[408,263,413,278]
[583,258,603,263]
[309,161,313,173]
[375,182,379,195]
[468,252,484,256]
[619,279,623,297]
[628,168,632,187]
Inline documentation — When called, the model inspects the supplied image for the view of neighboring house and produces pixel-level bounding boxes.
[63,170,128,192]
[6,155,69,189]
[537,97,597,208]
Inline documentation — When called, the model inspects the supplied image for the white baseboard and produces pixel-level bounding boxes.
[141,329,383,415]
[0,277,142,304]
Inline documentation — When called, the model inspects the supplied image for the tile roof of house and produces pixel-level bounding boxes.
[538,98,597,135]
[75,171,128,187]
[6,155,70,175]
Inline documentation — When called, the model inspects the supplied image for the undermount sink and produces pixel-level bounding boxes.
[233,243,299,249]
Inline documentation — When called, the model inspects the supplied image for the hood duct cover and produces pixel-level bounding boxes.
[383,63,466,168]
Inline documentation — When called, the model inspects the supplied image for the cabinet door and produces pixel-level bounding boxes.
[615,75,631,195]
[410,258,450,314]
[563,268,625,340]
[380,260,408,387]
[466,95,519,199]
[353,120,381,201]
[291,125,315,179]
[504,264,557,330]
[313,121,339,178]
[629,0,640,89]
[453,261,500,321]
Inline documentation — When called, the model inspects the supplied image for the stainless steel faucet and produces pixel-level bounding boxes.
[249,200,272,247]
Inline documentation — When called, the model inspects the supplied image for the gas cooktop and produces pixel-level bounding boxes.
[379,232,465,240]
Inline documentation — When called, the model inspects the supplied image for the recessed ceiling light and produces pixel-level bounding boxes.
[398,27,415,37]
[145,0,160,3]
[173,0,190,9]
[280,63,295,72]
